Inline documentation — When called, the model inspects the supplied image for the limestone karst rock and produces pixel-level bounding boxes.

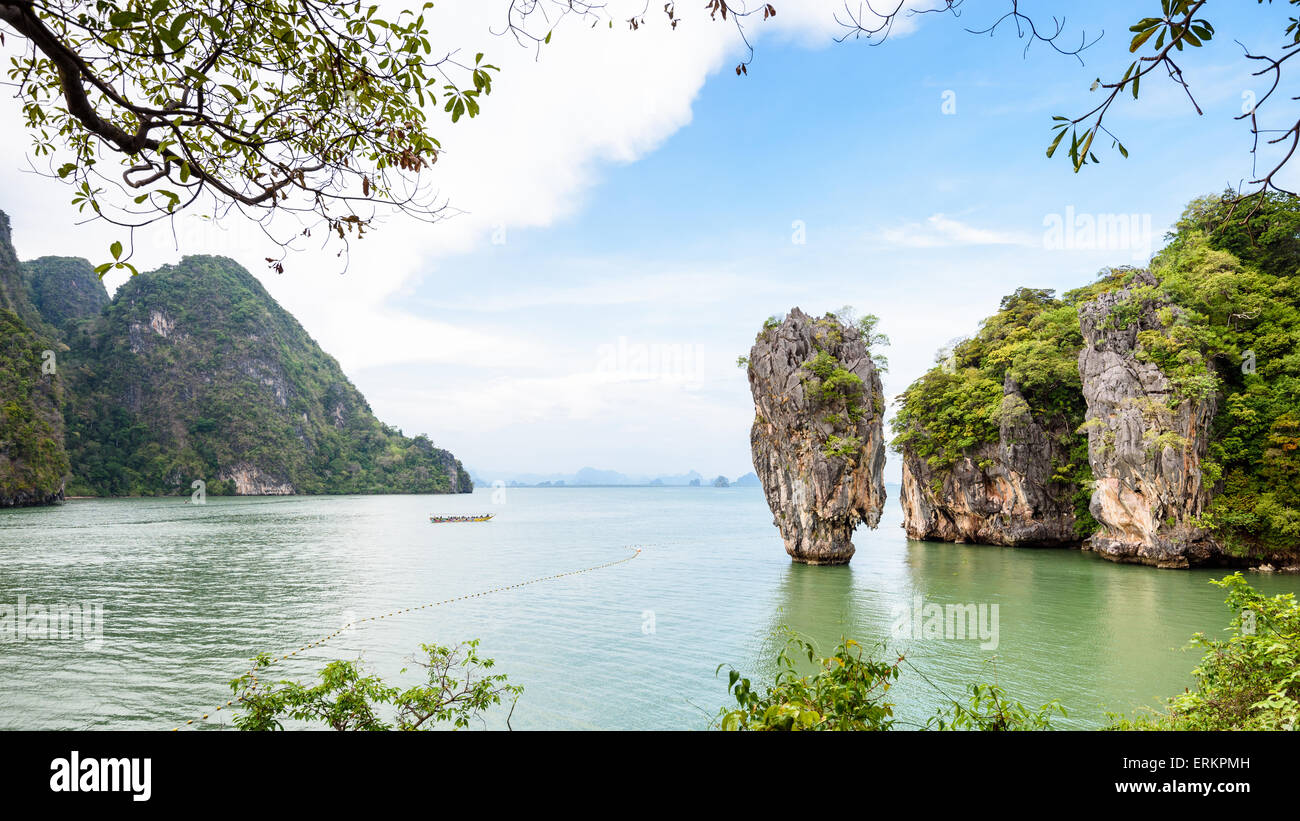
[746,308,887,564]
[61,255,473,496]
[900,373,1080,547]
[1077,271,1220,568]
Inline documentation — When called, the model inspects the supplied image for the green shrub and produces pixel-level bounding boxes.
[1109,574,1300,731]
[716,634,1064,732]
[230,640,521,731]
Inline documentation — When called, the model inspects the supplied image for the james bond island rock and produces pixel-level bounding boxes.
[892,287,1103,549]
[1077,271,1222,568]
[60,255,472,497]
[746,308,887,565]
[0,211,68,506]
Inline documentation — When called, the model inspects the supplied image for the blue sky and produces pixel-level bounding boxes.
[4,1,1296,483]
[375,1,1296,482]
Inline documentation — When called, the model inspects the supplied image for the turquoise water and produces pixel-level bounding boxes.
[1,486,1296,730]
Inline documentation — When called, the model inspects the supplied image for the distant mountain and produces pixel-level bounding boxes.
[573,466,630,485]
[734,472,760,487]
[59,255,471,497]
[655,469,705,487]
[468,466,715,487]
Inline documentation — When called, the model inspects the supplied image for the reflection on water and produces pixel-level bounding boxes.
[1,487,1296,730]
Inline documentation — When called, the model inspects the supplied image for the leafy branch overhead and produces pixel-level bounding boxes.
[6,0,1300,271]
[1046,1,1214,173]
[833,1,1300,215]
[0,1,499,270]
[523,0,1300,220]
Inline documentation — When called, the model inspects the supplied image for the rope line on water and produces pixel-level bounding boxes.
[172,544,644,730]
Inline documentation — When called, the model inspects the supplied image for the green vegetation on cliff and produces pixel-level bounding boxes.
[0,212,68,505]
[893,192,1300,557]
[21,256,109,332]
[801,308,888,460]
[1144,194,1300,556]
[0,212,472,501]
[60,255,471,497]
[0,308,68,503]
[890,280,1125,536]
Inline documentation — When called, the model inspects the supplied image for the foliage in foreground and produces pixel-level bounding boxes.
[1109,574,1300,731]
[722,576,1297,732]
[221,577,1295,732]
[229,641,520,731]
[715,634,1065,731]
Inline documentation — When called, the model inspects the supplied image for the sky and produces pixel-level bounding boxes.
[2,0,1297,483]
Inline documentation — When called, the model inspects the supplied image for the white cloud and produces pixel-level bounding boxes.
[876,212,1038,249]
[0,2,839,361]
[0,0,946,476]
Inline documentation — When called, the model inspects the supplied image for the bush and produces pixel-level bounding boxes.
[715,633,1064,731]
[230,640,522,731]
[1109,573,1300,731]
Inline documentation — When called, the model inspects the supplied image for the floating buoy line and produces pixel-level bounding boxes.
[172,544,644,730]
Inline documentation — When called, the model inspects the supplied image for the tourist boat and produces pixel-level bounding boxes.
[429,514,495,523]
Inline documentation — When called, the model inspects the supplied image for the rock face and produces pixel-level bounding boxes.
[61,254,472,497]
[747,308,886,564]
[1077,271,1220,568]
[900,374,1079,546]
[0,211,68,506]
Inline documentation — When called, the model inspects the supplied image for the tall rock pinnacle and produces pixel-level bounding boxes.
[746,308,887,564]
[1077,271,1220,567]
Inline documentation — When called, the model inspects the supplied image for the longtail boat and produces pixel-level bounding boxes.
[429,514,494,523]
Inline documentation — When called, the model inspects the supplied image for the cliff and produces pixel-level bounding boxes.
[892,287,1101,549]
[892,188,1300,570]
[0,211,69,506]
[747,308,887,564]
[1077,271,1221,568]
[59,254,471,496]
[900,374,1081,546]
